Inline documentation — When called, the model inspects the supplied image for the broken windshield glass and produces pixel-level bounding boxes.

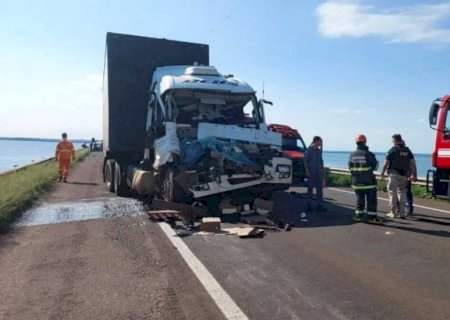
[165,90,258,127]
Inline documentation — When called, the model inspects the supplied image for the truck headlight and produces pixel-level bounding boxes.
[276,165,291,174]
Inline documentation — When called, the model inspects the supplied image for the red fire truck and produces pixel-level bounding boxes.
[268,124,307,181]
[428,95,450,198]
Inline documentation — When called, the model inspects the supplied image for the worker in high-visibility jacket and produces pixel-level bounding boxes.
[348,134,381,224]
[55,132,75,182]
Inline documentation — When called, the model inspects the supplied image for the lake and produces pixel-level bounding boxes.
[0,140,85,173]
[323,151,431,178]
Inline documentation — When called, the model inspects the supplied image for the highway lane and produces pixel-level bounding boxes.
[178,187,450,320]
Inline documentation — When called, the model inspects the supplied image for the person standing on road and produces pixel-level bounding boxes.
[55,132,75,182]
[400,140,417,215]
[348,134,381,223]
[304,136,327,212]
[381,134,416,218]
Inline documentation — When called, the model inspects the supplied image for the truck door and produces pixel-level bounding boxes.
[152,95,180,168]
[437,103,450,169]
[430,99,450,169]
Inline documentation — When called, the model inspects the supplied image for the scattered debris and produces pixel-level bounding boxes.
[237,227,264,238]
[199,217,221,232]
[148,210,183,222]
[385,231,395,235]
[150,198,208,226]
[284,224,292,231]
[254,198,274,215]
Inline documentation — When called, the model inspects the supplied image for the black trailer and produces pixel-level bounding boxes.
[103,32,209,195]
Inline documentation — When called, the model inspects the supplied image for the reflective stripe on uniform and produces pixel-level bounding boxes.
[355,209,364,214]
[351,185,377,190]
[367,211,377,216]
[349,167,372,172]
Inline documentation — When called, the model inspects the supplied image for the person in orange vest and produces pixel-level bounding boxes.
[55,132,75,182]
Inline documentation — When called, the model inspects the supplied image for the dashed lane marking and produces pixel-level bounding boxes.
[328,187,450,214]
[158,222,249,320]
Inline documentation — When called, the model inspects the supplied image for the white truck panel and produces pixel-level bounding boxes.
[197,123,282,146]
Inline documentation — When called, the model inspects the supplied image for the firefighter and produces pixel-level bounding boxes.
[55,132,75,182]
[348,134,381,223]
[381,134,416,218]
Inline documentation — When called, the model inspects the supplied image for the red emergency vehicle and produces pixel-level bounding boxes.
[268,124,307,180]
[428,95,450,198]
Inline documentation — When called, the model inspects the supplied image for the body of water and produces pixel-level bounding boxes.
[0,140,432,178]
[0,140,84,173]
[323,151,431,178]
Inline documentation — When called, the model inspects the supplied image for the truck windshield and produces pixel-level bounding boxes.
[166,90,259,127]
[282,137,306,152]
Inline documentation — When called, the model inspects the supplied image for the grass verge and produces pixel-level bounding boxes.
[325,171,444,201]
[0,149,90,230]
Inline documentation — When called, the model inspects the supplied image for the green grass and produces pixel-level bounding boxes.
[0,149,90,230]
[325,171,435,199]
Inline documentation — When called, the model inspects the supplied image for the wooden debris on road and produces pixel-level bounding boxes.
[199,217,221,232]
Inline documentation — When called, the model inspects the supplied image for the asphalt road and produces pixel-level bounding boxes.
[0,153,449,319]
[0,153,224,320]
[182,187,450,320]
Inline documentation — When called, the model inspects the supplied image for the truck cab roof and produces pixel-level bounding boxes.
[152,65,255,96]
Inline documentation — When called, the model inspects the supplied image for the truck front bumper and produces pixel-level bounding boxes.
[189,157,292,198]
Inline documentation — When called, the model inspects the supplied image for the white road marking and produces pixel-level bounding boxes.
[328,187,450,214]
[158,222,249,320]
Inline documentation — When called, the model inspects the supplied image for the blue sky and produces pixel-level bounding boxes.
[1,0,450,153]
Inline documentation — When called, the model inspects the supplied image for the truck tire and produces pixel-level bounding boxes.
[161,166,183,202]
[105,159,116,192]
[114,162,129,197]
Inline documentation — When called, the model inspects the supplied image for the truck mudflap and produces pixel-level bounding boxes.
[189,157,292,198]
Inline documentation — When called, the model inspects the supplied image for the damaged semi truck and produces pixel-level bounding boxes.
[103,32,292,209]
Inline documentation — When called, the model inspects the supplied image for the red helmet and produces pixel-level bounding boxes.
[355,134,366,143]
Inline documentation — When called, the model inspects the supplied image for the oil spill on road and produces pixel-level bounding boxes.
[15,198,146,227]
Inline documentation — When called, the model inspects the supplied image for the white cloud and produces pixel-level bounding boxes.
[316,1,450,43]
[418,118,426,122]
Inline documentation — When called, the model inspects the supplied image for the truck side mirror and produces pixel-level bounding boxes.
[429,102,439,128]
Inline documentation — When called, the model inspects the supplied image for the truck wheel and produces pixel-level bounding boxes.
[105,159,115,192]
[114,162,129,197]
[161,167,183,202]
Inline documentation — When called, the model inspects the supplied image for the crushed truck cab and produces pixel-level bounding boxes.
[141,65,292,200]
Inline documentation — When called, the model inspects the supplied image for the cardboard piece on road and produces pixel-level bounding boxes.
[222,226,265,238]
[199,217,221,232]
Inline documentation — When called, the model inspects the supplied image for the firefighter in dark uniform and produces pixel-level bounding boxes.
[348,134,381,223]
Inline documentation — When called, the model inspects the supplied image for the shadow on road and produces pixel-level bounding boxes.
[67,181,99,186]
[390,225,450,238]
[272,191,354,228]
